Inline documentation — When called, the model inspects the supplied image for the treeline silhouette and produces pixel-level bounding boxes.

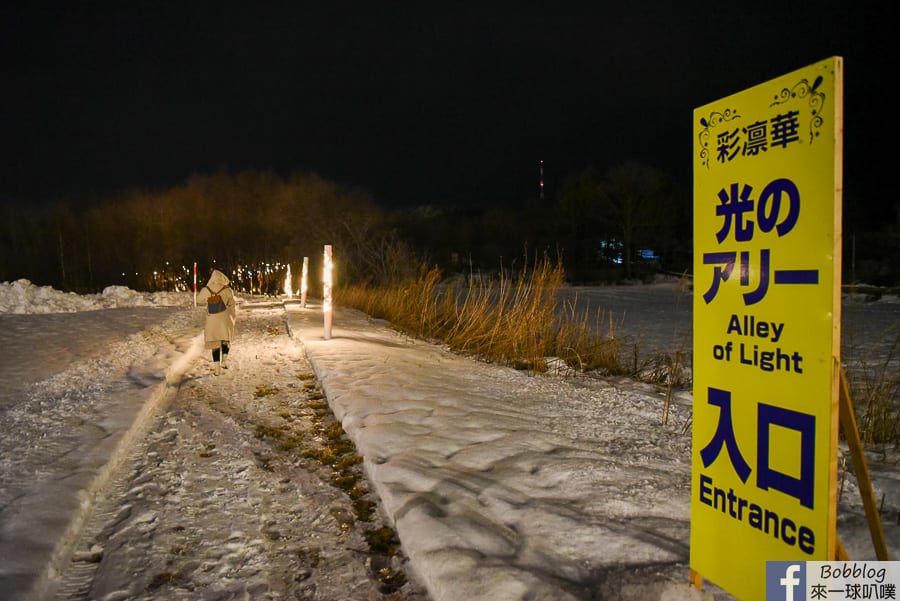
[1,165,896,292]
[0,163,692,293]
[0,170,411,293]
[390,162,693,283]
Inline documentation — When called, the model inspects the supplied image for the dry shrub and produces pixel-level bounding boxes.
[440,255,559,367]
[850,334,900,445]
[336,254,626,375]
[552,301,624,375]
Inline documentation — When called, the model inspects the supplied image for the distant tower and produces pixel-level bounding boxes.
[539,159,545,201]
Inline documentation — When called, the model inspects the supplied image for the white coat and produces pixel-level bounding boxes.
[196,269,236,350]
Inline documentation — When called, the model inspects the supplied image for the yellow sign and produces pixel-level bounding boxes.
[691,57,843,600]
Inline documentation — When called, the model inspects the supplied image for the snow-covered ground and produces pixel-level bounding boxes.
[0,279,897,601]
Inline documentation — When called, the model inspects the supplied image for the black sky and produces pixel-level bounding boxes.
[2,2,897,210]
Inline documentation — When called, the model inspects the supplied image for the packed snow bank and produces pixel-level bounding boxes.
[0,306,205,601]
[0,280,191,314]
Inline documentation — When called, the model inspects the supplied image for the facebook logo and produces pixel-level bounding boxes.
[766,561,806,600]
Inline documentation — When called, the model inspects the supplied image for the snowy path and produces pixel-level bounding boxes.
[0,285,896,601]
[52,303,426,601]
[287,304,708,601]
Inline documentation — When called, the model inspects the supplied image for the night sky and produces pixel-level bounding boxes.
[2,2,897,210]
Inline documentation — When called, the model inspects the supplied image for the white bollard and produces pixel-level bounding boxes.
[284,264,293,299]
[323,245,333,340]
[301,256,309,308]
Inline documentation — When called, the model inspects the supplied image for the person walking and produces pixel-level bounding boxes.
[196,268,236,375]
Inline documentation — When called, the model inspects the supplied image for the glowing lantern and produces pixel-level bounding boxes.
[300,256,309,308]
[284,264,293,299]
[323,245,333,340]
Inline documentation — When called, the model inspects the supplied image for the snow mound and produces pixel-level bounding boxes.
[0,279,190,314]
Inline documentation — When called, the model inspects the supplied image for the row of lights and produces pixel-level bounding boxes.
[139,254,333,297]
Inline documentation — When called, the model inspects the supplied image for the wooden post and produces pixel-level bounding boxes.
[838,366,890,560]
[689,568,703,591]
[835,535,849,560]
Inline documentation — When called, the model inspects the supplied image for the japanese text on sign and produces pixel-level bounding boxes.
[703,177,818,306]
[698,386,818,554]
[691,56,842,601]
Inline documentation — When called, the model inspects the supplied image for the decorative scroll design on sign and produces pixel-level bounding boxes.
[698,109,741,169]
[770,75,826,144]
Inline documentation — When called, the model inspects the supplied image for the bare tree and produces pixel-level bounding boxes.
[595,162,670,279]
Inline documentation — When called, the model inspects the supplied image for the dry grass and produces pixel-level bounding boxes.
[336,255,626,376]
[341,259,898,442]
[848,334,900,445]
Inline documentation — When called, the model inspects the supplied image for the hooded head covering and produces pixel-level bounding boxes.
[206,269,230,290]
